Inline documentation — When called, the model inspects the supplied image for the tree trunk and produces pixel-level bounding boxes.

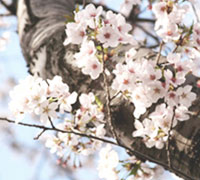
[17,0,200,179]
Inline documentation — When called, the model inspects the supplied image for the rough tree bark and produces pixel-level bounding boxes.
[11,0,200,179]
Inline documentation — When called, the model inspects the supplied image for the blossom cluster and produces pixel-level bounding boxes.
[121,0,198,149]
[9,75,77,123]
[64,4,137,80]
[152,1,189,43]
[45,92,106,159]
[193,22,200,50]
[9,75,106,166]
[97,145,164,180]
[112,46,197,148]
[8,1,200,179]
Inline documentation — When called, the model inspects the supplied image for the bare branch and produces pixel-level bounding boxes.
[102,48,118,141]
[34,129,46,140]
[0,114,195,180]
[135,23,160,48]
[0,117,121,147]
[156,41,164,64]
[166,107,176,169]
[0,13,12,17]
[192,3,200,22]
[0,0,17,15]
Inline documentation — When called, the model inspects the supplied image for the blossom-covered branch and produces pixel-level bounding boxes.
[0,117,119,146]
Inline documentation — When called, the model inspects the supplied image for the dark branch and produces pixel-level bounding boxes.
[0,13,12,16]
[0,0,17,15]
[0,117,122,147]
[135,23,160,47]
[34,129,46,140]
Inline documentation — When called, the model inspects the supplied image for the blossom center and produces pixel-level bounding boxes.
[150,74,156,80]
[104,33,111,39]
[154,88,160,94]
[167,31,173,36]
[123,79,129,85]
[79,31,85,37]
[92,64,98,69]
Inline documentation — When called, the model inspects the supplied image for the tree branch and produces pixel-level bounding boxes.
[0,117,123,148]
[0,0,17,15]
[34,129,46,140]
[135,23,160,48]
[102,48,118,141]
[0,116,195,179]
[0,13,12,17]
[167,107,176,169]
[156,41,164,64]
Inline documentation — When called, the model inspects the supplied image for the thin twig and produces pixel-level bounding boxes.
[102,48,118,141]
[49,117,55,129]
[0,13,11,17]
[192,3,200,23]
[134,17,155,23]
[34,129,46,140]
[172,45,179,53]
[82,0,86,8]
[0,0,8,9]
[0,117,118,146]
[156,41,164,64]
[110,91,122,102]
[135,23,160,47]
[166,107,176,169]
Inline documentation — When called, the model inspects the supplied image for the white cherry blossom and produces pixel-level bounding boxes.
[156,22,180,42]
[81,56,103,79]
[37,101,58,124]
[97,26,120,48]
[45,135,63,156]
[74,39,96,68]
[97,145,119,180]
[176,85,196,107]
[59,91,78,113]
[79,92,95,109]
[64,22,86,45]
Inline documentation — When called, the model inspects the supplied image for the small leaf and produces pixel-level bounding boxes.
[95,96,103,110]
[64,14,75,23]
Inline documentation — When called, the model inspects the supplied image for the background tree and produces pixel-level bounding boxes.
[1,0,200,179]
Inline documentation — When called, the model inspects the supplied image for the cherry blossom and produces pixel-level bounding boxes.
[9,75,78,123]
[125,47,137,61]
[63,22,87,45]
[97,145,119,180]
[156,22,180,43]
[81,55,103,80]
[74,39,96,68]
[8,1,200,179]
[45,135,63,156]
[176,85,196,107]
[59,91,78,113]
[164,69,185,88]
[97,26,120,48]
[36,100,58,124]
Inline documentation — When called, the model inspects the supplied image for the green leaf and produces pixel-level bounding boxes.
[95,96,103,109]
[64,14,75,23]
[129,164,140,176]
[75,5,80,13]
